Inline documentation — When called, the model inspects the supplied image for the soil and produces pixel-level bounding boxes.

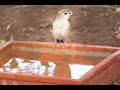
[0,5,120,85]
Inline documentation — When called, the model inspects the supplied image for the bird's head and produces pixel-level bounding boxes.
[56,9,73,19]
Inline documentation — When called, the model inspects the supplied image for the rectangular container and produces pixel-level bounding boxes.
[0,41,120,85]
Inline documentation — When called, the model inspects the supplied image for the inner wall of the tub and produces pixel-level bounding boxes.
[0,43,117,80]
[0,43,13,67]
[11,45,116,65]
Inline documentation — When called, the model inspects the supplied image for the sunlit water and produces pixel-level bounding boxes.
[0,58,94,79]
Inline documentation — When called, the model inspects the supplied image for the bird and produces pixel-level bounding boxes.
[51,9,73,50]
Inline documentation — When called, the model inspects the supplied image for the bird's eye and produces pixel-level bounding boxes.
[64,12,67,15]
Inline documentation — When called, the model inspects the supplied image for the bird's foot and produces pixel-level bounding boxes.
[63,41,67,49]
[53,39,57,50]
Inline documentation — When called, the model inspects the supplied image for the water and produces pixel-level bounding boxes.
[0,58,94,80]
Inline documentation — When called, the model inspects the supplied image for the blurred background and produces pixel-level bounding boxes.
[0,5,120,47]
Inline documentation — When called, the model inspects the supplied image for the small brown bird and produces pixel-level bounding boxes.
[51,9,73,49]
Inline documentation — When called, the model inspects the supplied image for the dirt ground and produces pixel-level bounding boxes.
[0,5,120,85]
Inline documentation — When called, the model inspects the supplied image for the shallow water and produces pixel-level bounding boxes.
[0,58,94,80]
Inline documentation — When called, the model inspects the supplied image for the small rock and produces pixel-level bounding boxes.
[105,13,109,16]
[117,22,120,25]
[32,69,39,74]
[0,40,6,45]
[47,73,54,76]
[30,63,41,69]
[22,28,26,32]
[115,31,119,34]
[10,68,20,73]
[119,27,120,32]
[116,34,120,39]
[42,9,46,12]
[38,66,46,75]
[4,68,11,72]
[48,67,55,74]
[18,62,31,68]
[100,13,104,16]
[28,27,35,32]
[20,66,33,74]
[116,8,120,13]
[83,11,87,16]
[113,82,118,85]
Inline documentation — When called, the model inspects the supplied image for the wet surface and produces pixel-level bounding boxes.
[0,58,94,80]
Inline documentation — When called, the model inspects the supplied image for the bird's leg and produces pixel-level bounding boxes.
[53,39,57,50]
[63,38,68,49]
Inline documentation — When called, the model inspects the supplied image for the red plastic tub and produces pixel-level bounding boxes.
[0,41,120,85]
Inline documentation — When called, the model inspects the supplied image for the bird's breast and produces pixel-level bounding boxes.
[51,19,70,39]
[53,19,70,30]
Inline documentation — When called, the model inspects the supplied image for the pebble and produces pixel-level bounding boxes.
[117,22,120,25]
[113,82,118,85]
[29,63,41,69]
[105,13,109,16]
[47,73,53,76]
[83,11,87,16]
[38,66,46,75]
[21,70,30,74]
[17,66,26,70]
[18,62,31,69]
[20,68,33,74]
[116,34,120,39]
[115,31,119,34]
[116,8,120,13]
[32,69,39,74]
[25,65,32,69]
[119,27,120,32]
[4,68,11,72]
[11,68,20,73]
[100,13,104,16]
[48,67,55,73]
[47,67,55,76]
